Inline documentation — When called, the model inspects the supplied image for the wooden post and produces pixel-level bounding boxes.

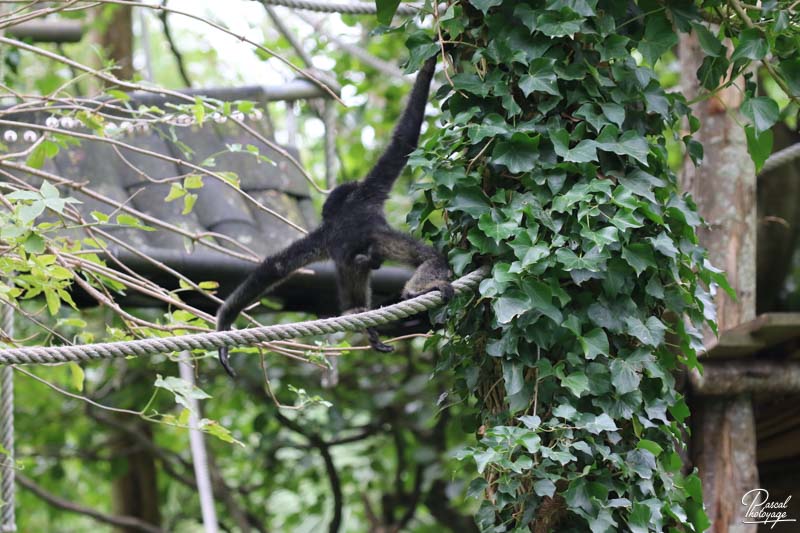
[679,32,759,532]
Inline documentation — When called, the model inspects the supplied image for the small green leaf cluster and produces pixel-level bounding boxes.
[406,1,748,530]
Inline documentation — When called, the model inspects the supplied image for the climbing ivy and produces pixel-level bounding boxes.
[391,0,795,530]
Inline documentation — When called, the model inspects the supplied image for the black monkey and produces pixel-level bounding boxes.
[216,55,453,377]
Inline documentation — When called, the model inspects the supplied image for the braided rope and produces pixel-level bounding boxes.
[761,142,800,175]
[0,267,488,366]
[0,303,14,532]
[260,0,422,15]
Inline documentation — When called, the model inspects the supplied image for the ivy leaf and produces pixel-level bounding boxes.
[730,28,768,62]
[697,56,729,90]
[610,358,640,394]
[637,439,664,457]
[621,243,656,275]
[579,328,609,360]
[583,413,618,434]
[562,372,589,397]
[519,58,559,96]
[492,133,540,173]
[375,0,401,24]
[778,58,800,97]
[638,14,677,65]
[469,0,503,15]
[595,128,650,166]
[624,316,666,347]
[533,479,557,497]
[691,23,725,57]
[600,103,625,128]
[535,10,585,38]
[502,360,525,396]
[449,188,491,218]
[742,96,780,135]
[468,114,510,142]
[745,125,773,174]
[494,290,531,324]
[648,232,678,258]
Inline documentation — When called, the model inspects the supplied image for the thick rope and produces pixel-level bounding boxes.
[0,267,488,365]
[761,142,800,175]
[0,303,14,532]
[259,0,422,15]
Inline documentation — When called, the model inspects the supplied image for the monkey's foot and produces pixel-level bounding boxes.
[367,327,394,353]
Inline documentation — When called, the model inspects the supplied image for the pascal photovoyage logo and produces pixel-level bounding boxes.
[742,489,796,529]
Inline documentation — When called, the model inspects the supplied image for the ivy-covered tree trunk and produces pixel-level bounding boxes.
[409,1,731,531]
[679,32,759,532]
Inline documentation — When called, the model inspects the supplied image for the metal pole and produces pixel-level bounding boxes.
[178,356,218,533]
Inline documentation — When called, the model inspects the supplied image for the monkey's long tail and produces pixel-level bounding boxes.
[216,229,326,377]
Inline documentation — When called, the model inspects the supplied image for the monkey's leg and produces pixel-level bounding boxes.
[216,229,328,377]
[336,263,393,353]
[373,228,454,301]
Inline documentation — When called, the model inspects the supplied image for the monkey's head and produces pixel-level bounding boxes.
[322,181,359,221]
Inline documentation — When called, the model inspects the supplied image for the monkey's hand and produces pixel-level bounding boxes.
[354,245,383,270]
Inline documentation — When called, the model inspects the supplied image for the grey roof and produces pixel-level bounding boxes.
[2,86,412,320]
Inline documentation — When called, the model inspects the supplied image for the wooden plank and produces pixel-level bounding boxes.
[705,313,800,358]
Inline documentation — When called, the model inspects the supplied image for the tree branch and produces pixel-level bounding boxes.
[17,473,164,533]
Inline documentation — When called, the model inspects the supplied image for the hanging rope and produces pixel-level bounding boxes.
[761,142,800,175]
[259,0,422,15]
[0,303,14,533]
[0,267,488,366]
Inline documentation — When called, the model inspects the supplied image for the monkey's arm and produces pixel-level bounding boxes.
[359,55,438,203]
[372,228,454,301]
[216,228,327,377]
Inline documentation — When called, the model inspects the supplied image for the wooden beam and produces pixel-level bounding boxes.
[691,361,800,395]
[6,21,84,43]
[705,313,800,358]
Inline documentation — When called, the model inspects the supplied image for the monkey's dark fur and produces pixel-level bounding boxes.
[216,55,452,377]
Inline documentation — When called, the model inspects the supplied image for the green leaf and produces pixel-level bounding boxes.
[730,28,768,62]
[638,14,677,65]
[562,372,589,397]
[68,362,85,392]
[579,328,609,360]
[745,125,773,174]
[778,58,800,97]
[165,184,185,202]
[610,358,640,394]
[449,188,491,218]
[596,129,650,166]
[533,478,556,497]
[375,0,401,24]
[691,23,725,57]
[469,0,502,15]
[154,374,211,411]
[494,290,531,324]
[742,96,780,135]
[583,413,618,434]
[193,96,206,124]
[502,360,525,396]
[22,233,45,254]
[637,439,663,457]
[182,193,198,215]
[697,55,729,90]
[621,243,657,275]
[492,133,540,173]
[519,58,559,96]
